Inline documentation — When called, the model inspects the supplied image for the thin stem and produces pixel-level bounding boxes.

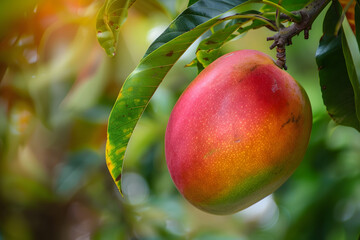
[255,0,302,22]
[275,0,283,28]
[275,10,281,28]
[224,14,278,31]
[263,12,295,21]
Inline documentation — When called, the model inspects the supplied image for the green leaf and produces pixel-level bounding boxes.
[96,0,136,57]
[188,0,200,7]
[185,58,206,73]
[106,0,251,194]
[193,13,266,71]
[144,0,252,57]
[315,1,360,131]
[342,16,360,126]
[196,22,243,69]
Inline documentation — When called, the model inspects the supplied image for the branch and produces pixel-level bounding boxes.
[266,0,331,69]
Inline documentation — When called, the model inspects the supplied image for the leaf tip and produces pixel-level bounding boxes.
[106,47,116,57]
[114,175,123,197]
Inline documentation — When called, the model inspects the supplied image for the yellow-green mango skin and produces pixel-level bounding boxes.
[165,50,312,215]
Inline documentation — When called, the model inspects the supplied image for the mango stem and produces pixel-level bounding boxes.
[266,0,331,69]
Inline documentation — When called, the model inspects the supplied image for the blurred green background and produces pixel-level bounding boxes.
[0,0,360,239]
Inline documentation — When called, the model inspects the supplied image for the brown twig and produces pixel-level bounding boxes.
[267,0,331,69]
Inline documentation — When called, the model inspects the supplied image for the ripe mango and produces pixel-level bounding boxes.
[165,50,312,215]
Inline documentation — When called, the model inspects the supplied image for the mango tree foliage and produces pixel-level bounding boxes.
[316,1,360,131]
[103,0,360,194]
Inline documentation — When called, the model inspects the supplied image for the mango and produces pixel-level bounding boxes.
[165,50,312,215]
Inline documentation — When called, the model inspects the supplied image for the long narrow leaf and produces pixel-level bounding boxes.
[342,19,360,124]
[144,0,250,57]
[106,0,251,194]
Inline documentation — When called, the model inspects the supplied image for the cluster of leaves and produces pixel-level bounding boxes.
[316,0,360,131]
[103,0,360,194]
